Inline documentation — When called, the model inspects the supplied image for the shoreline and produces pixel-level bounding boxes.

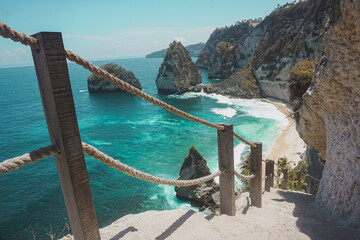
[262,98,306,166]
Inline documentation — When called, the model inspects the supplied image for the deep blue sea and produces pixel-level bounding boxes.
[0,57,287,239]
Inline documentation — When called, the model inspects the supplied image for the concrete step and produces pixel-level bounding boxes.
[63,189,360,240]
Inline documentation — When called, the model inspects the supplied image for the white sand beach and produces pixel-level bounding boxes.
[262,98,306,166]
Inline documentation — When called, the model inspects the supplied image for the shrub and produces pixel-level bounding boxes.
[288,60,317,120]
[276,157,309,192]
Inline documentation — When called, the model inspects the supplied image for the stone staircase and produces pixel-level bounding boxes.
[64,189,360,240]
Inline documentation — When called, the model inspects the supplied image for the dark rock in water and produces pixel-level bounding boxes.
[175,146,219,211]
[156,41,202,94]
[87,63,142,93]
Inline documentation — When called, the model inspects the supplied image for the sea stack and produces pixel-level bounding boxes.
[87,63,142,93]
[156,41,202,94]
[175,146,219,211]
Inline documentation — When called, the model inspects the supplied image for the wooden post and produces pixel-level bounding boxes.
[269,160,274,188]
[297,172,302,192]
[306,175,311,193]
[31,32,100,240]
[249,142,262,208]
[217,123,235,216]
[265,161,271,192]
[283,169,288,190]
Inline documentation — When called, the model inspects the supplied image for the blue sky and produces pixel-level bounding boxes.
[0,0,289,66]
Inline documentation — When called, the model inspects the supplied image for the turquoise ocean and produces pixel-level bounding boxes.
[0,57,287,239]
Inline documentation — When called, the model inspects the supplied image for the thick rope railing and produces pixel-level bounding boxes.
[0,21,258,148]
[234,170,256,180]
[82,142,224,186]
[1,142,225,186]
[0,144,60,175]
[233,132,256,148]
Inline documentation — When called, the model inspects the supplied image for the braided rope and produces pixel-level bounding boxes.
[234,170,256,180]
[0,21,260,147]
[82,142,224,186]
[233,132,256,148]
[0,22,40,49]
[0,144,60,175]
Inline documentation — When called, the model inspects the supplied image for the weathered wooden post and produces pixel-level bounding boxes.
[306,175,311,193]
[269,160,274,188]
[31,32,100,240]
[283,169,288,190]
[217,123,235,216]
[249,142,262,208]
[265,161,271,192]
[297,172,302,191]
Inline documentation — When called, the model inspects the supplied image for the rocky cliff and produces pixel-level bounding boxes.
[146,43,205,58]
[196,0,331,102]
[297,0,360,226]
[175,146,219,211]
[252,0,329,102]
[156,41,202,94]
[87,63,142,93]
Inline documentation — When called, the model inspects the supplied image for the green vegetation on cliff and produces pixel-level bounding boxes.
[288,60,317,118]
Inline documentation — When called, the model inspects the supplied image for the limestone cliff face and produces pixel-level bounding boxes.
[156,41,201,94]
[87,63,141,93]
[252,0,329,102]
[196,0,331,102]
[297,0,360,226]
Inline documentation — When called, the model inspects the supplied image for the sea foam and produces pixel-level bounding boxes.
[171,91,289,127]
[211,107,237,118]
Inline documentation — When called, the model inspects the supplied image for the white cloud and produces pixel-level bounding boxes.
[124,30,156,36]
[172,36,187,43]
[0,46,32,66]
[15,47,26,54]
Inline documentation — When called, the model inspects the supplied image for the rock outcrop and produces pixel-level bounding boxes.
[146,43,205,58]
[156,41,202,94]
[191,64,260,98]
[87,63,142,93]
[297,0,360,226]
[175,146,219,211]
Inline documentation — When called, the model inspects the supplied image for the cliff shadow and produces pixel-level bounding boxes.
[110,226,138,240]
[155,210,196,240]
[275,190,360,240]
